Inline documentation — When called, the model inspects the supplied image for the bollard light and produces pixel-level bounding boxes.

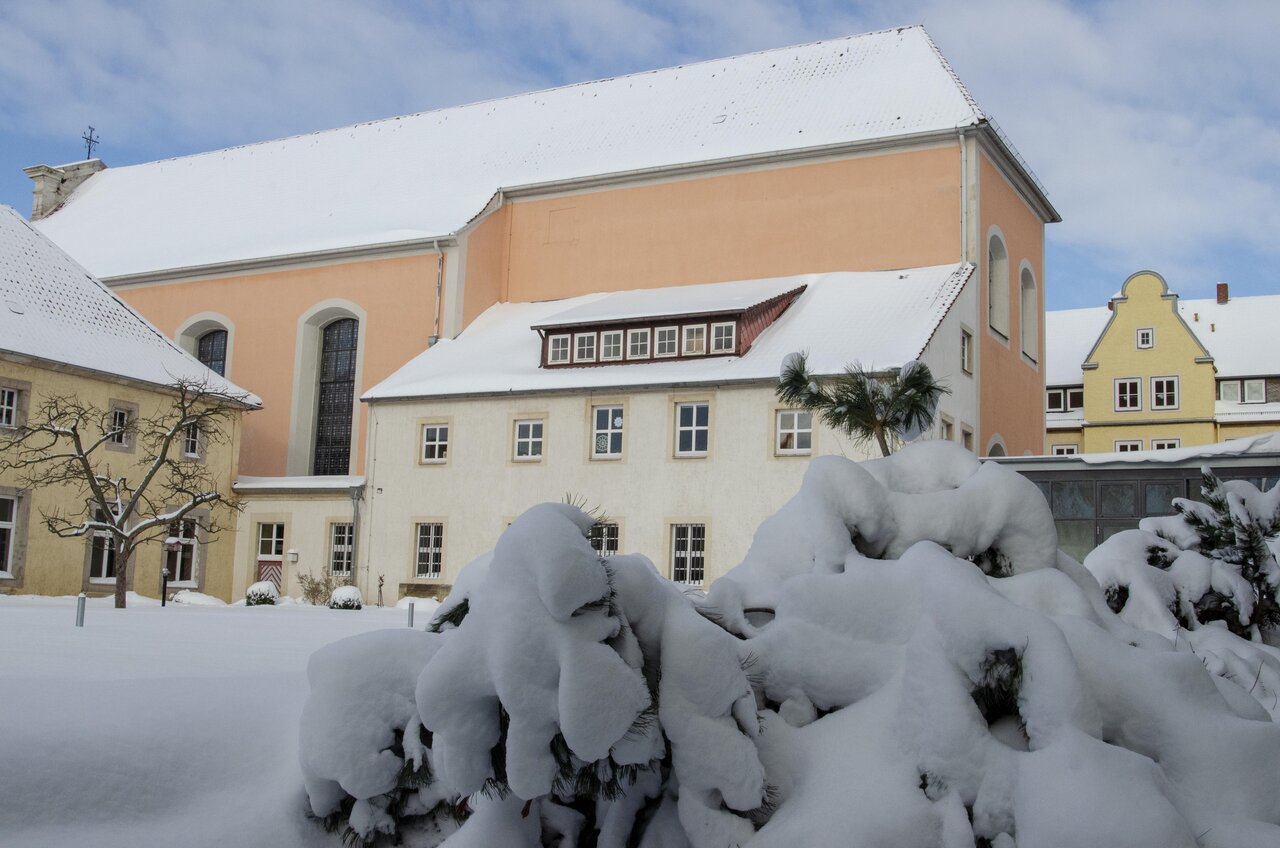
[407,600,415,628]
[75,592,86,627]
[161,565,172,607]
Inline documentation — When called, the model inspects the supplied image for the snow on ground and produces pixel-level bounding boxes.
[0,594,405,847]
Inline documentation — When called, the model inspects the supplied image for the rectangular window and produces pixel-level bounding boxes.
[574,333,597,363]
[1152,439,1181,450]
[329,523,353,575]
[513,419,543,460]
[1046,389,1065,412]
[182,424,200,458]
[1136,328,1154,349]
[108,408,129,445]
[710,322,736,354]
[548,335,571,365]
[600,330,624,361]
[671,523,705,584]
[89,509,117,583]
[258,523,285,558]
[1067,388,1084,410]
[776,410,813,454]
[1051,445,1079,455]
[1219,380,1241,402]
[655,327,679,358]
[961,427,974,452]
[681,325,707,356]
[1151,376,1179,410]
[415,522,443,577]
[421,424,449,463]
[939,417,954,442]
[1114,378,1141,411]
[627,328,650,360]
[1114,440,1143,453]
[165,519,198,584]
[0,496,14,576]
[675,402,709,456]
[588,522,619,557]
[960,329,974,375]
[592,405,624,458]
[0,388,16,428]
[1245,379,1266,403]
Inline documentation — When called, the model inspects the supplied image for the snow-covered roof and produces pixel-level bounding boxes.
[33,27,989,280]
[364,263,972,401]
[533,277,801,329]
[1046,292,1280,386]
[0,206,259,402]
[1045,410,1084,431]
[234,475,364,493]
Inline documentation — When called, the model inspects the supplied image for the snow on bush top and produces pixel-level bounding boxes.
[299,441,1280,847]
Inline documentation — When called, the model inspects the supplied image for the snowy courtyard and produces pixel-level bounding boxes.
[0,596,414,847]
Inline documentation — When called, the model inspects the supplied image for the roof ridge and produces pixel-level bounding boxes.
[72,26,938,176]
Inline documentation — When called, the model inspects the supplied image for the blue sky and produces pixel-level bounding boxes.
[1,0,1276,310]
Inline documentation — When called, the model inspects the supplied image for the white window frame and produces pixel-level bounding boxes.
[1244,379,1266,404]
[0,495,15,576]
[1051,444,1079,455]
[939,416,954,442]
[1152,439,1181,450]
[776,409,813,455]
[960,329,974,375]
[88,513,117,584]
[330,523,353,575]
[108,407,130,446]
[1114,378,1141,411]
[548,334,571,365]
[710,322,736,354]
[415,522,444,577]
[654,326,679,358]
[674,402,710,457]
[589,522,619,557]
[1219,380,1242,402]
[1151,376,1179,410]
[182,423,201,458]
[591,405,624,459]
[513,419,544,461]
[1136,327,1154,349]
[626,328,650,360]
[1066,388,1084,410]
[165,518,199,586]
[682,325,707,356]
[671,523,706,584]
[0,388,16,428]
[573,332,597,363]
[599,330,624,362]
[1046,389,1066,413]
[1114,440,1143,453]
[258,523,285,558]
[421,423,449,464]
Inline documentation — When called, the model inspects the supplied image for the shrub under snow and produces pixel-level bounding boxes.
[329,585,363,610]
[245,580,280,606]
[300,441,1280,847]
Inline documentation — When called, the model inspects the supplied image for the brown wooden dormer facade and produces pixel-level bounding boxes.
[533,286,805,368]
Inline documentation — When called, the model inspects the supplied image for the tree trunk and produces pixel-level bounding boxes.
[114,540,129,609]
[874,426,892,457]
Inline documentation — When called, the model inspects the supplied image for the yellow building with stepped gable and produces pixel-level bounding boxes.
[1045,271,1280,454]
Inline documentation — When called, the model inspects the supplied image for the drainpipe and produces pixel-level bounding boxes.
[350,483,363,590]
[430,239,443,346]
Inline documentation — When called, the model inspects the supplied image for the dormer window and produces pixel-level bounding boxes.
[600,330,624,361]
[574,333,597,363]
[627,328,650,359]
[548,335,570,364]
[655,327,679,358]
[711,322,736,354]
[682,325,707,356]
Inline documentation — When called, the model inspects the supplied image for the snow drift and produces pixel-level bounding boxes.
[300,442,1280,847]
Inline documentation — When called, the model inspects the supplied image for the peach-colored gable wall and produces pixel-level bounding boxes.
[116,254,441,476]
[977,152,1045,455]
[463,204,511,327]
[498,146,962,304]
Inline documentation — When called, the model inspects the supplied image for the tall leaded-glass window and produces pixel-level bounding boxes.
[196,330,228,376]
[314,318,358,475]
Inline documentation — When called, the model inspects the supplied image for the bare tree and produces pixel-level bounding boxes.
[0,378,250,608]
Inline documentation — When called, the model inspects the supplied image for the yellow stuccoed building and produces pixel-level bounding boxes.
[1045,270,1280,454]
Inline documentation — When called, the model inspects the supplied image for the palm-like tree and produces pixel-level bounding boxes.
[776,352,950,456]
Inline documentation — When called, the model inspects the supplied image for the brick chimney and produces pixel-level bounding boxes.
[23,159,107,220]
[1216,282,1229,305]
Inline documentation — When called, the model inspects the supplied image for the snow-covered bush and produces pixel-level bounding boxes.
[245,580,279,606]
[169,589,226,606]
[298,572,341,606]
[300,442,1280,847]
[329,585,363,610]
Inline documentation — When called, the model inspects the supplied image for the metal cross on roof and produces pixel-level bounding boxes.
[82,126,99,159]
